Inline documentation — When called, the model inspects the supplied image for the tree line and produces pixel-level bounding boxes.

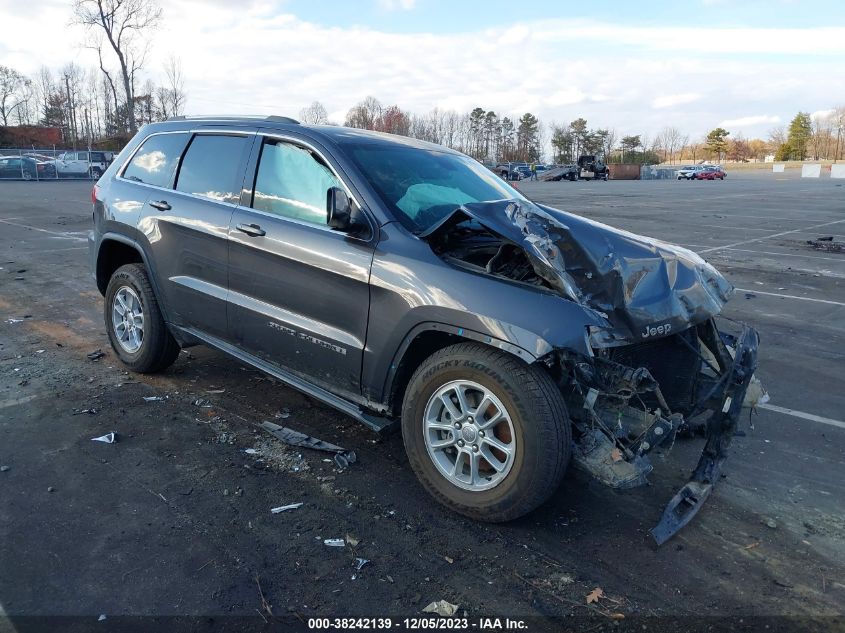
[307,97,544,164]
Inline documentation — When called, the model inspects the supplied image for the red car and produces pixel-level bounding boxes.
[695,166,727,180]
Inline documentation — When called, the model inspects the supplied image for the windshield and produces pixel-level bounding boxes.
[345,144,524,232]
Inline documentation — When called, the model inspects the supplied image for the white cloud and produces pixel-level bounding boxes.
[719,115,781,127]
[811,108,835,121]
[377,0,416,10]
[652,93,701,109]
[0,3,842,141]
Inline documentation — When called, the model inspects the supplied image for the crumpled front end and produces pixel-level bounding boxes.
[550,317,764,545]
[420,198,766,543]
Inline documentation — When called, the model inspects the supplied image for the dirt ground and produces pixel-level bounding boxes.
[1,173,844,631]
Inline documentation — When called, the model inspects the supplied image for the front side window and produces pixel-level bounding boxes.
[78,152,89,161]
[251,139,343,225]
[175,134,250,204]
[345,144,524,233]
[123,133,189,188]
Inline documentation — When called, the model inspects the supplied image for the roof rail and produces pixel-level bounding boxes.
[166,114,300,124]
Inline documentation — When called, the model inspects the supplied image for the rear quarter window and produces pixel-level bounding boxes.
[122,133,190,188]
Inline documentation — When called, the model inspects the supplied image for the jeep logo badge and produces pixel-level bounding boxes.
[641,322,672,339]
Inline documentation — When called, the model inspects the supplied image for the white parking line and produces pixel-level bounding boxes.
[724,248,845,262]
[0,218,87,242]
[698,219,845,254]
[735,288,845,307]
[760,403,845,430]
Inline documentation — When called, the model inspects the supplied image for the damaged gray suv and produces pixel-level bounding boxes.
[89,116,764,544]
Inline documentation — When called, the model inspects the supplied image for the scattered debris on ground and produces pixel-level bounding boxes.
[260,421,356,468]
[324,538,346,547]
[142,396,165,402]
[806,237,843,253]
[86,350,106,361]
[270,502,302,513]
[91,433,116,444]
[422,600,459,616]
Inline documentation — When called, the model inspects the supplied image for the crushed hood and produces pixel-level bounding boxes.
[420,199,734,344]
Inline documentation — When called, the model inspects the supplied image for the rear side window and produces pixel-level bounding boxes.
[123,133,189,188]
[251,139,342,225]
[175,134,250,204]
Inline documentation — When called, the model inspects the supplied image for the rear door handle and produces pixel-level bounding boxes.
[236,223,266,237]
[149,200,171,211]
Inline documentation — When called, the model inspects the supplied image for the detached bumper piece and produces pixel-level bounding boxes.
[560,318,762,546]
[650,325,760,545]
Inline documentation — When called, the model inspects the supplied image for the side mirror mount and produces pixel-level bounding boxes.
[327,187,368,237]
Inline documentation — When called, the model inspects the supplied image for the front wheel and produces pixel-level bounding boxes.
[104,263,180,373]
[402,343,571,522]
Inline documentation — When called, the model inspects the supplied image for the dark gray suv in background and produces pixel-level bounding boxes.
[89,115,763,543]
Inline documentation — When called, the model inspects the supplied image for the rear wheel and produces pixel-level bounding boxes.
[104,263,180,373]
[401,343,571,522]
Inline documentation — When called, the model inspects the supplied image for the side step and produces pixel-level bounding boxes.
[177,327,398,435]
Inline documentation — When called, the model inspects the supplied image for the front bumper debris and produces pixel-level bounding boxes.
[650,324,760,545]
[558,318,762,546]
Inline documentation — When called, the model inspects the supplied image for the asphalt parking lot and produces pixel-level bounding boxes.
[1,172,843,629]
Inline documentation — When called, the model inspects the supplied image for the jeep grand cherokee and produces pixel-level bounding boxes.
[89,115,764,544]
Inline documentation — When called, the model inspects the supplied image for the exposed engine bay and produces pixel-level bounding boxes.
[422,199,766,544]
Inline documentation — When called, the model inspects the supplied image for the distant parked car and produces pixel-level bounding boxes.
[513,165,532,180]
[695,166,727,180]
[495,162,530,181]
[57,150,114,178]
[676,165,706,180]
[0,155,57,180]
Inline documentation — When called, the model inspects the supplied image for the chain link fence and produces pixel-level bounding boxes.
[0,148,115,181]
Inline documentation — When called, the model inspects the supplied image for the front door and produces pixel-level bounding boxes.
[227,136,374,400]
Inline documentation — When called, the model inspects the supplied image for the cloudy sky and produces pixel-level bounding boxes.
[2,0,844,140]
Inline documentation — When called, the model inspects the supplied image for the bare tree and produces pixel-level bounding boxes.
[0,65,29,126]
[344,96,382,129]
[163,55,185,117]
[74,0,162,133]
[658,126,683,164]
[61,63,85,147]
[299,100,328,125]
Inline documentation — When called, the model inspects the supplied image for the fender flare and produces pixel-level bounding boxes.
[379,321,551,409]
[98,232,171,324]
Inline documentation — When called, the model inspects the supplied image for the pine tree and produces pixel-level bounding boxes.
[785,112,812,160]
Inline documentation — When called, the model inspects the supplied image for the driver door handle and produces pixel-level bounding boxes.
[236,223,266,237]
[149,200,171,211]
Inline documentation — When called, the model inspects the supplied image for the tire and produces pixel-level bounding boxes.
[22,171,32,181]
[104,263,180,373]
[90,167,103,179]
[401,342,571,522]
